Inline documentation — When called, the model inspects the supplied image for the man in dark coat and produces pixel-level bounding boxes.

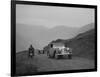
[28,44,34,58]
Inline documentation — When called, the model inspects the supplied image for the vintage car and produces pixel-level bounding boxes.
[47,43,72,59]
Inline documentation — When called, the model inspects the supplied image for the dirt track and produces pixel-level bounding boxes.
[33,54,94,72]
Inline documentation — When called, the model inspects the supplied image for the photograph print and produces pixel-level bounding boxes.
[14,1,97,76]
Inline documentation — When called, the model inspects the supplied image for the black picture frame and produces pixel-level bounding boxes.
[11,0,97,76]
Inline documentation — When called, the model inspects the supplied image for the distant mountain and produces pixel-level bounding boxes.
[16,24,79,52]
[78,23,94,33]
[16,34,27,52]
[49,23,95,42]
[16,23,94,53]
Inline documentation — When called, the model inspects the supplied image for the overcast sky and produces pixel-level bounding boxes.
[16,4,94,28]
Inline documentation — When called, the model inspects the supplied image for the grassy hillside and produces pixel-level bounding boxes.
[48,29,95,60]
[65,29,95,60]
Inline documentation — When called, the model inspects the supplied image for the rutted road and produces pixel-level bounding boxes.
[33,54,94,72]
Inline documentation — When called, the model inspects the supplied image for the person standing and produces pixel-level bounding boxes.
[28,44,34,58]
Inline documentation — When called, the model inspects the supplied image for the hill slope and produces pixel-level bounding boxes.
[65,29,95,60]
[78,23,94,33]
[49,29,95,60]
